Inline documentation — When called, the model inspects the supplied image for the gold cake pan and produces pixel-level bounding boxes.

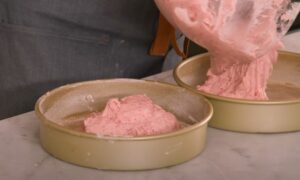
[35,79,213,170]
[174,51,300,133]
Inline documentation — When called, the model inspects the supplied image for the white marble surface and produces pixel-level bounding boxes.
[1,111,300,180]
[1,31,300,180]
[283,30,300,52]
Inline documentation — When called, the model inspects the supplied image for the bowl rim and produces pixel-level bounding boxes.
[173,51,300,105]
[35,78,213,141]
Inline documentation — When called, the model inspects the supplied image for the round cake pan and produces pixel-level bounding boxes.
[35,79,213,170]
[174,51,300,133]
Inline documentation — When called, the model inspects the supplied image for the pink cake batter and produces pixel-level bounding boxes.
[84,94,181,137]
[155,0,299,100]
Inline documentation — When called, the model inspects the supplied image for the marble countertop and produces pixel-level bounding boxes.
[1,31,300,180]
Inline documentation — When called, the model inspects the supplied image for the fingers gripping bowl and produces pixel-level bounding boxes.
[174,51,300,133]
[35,79,213,170]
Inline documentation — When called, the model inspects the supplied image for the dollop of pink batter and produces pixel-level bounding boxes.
[84,94,181,137]
[155,0,299,100]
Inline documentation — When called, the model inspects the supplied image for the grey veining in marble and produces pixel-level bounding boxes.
[1,31,300,180]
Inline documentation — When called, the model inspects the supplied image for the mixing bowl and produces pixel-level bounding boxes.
[35,79,213,170]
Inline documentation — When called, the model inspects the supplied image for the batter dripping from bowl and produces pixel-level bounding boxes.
[155,0,300,100]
